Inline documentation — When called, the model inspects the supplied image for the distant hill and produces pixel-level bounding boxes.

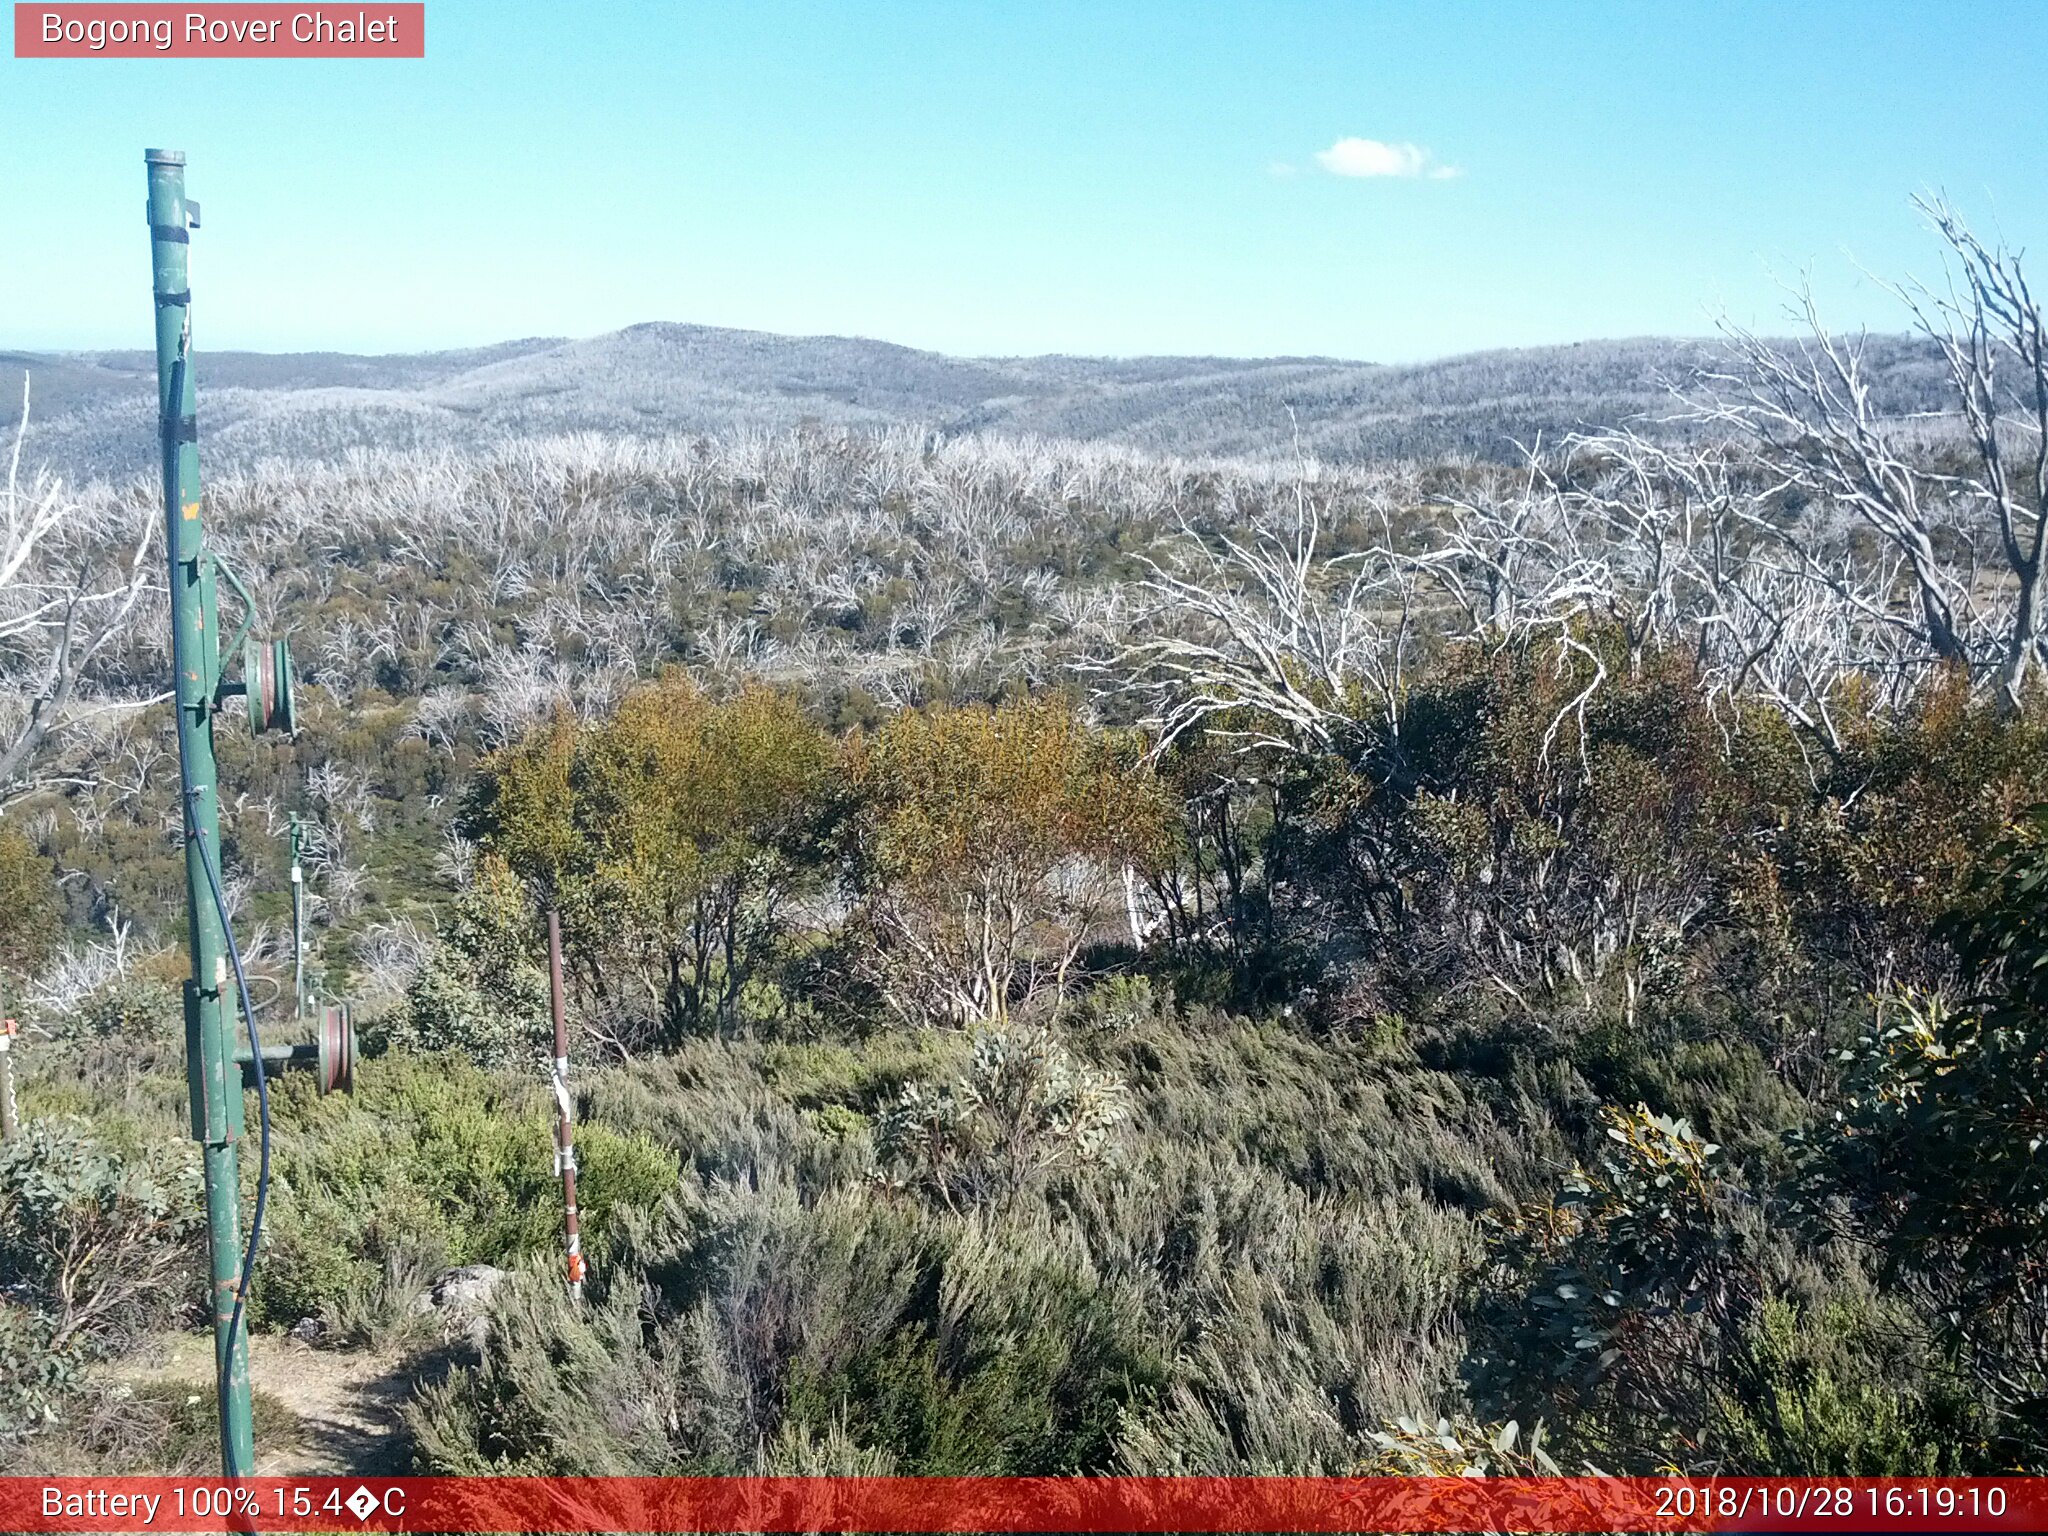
[0,322,1955,484]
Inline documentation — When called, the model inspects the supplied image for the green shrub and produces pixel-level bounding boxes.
[1097,1005,1529,1208]
[579,1040,876,1198]
[0,1305,74,1441]
[412,1186,1168,1475]
[0,823,61,982]
[249,1052,678,1329]
[0,1119,202,1439]
[1811,805,2048,1463]
[1710,1298,1984,1474]
[781,1220,1166,1474]
[1467,1104,1755,1466]
[391,856,549,1066]
[316,1229,450,1352]
[1098,1164,1480,1473]
[760,1031,963,1114]
[63,973,182,1042]
[875,1022,1129,1211]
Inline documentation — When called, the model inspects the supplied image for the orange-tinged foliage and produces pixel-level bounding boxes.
[469,709,578,896]
[465,672,840,1040]
[848,696,1168,886]
[847,697,1173,1025]
[577,673,841,925]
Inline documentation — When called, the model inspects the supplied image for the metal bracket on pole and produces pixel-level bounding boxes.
[211,554,256,701]
[205,554,298,733]
[233,1003,355,1095]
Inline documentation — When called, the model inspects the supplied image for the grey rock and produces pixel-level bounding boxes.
[414,1262,506,1314]
[412,1263,507,1348]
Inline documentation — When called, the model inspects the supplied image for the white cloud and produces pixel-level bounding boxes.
[1312,137,1459,180]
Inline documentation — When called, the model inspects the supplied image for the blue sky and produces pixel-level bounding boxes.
[3,1,2044,360]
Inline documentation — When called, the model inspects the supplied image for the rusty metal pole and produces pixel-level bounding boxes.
[546,910,584,1302]
[289,816,306,1018]
[0,1015,19,1143]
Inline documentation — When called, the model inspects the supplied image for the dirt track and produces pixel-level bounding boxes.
[113,1332,416,1475]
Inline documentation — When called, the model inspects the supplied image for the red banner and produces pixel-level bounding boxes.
[2,1476,2044,1533]
[13,5,424,58]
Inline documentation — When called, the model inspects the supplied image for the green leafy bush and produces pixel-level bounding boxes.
[62,973,182,1042]
[876,1022,1128,1211]
[1814,805,2048,1461]
[1710,1297,1983,1474]
[391,855,549,1066]
[0,1305,74,1441]
[250,1052,678,1330]
[0,1119,202,1439]
[1469,1104,1754,1464]
[0,823,61,982]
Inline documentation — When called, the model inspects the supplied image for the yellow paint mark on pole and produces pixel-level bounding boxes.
[183,501,201,520]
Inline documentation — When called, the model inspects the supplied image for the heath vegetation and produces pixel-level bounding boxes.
[3,204,2047,1473]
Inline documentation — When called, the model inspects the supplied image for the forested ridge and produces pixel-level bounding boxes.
[2,325,1956,485]
[4,210,2048,1475]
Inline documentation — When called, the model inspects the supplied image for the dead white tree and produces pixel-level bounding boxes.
[0,376,160,802]
[1435,429,1978,771]
[1698,197,2047,711]
[1109,415,1972,789]
[1113,499,1419,757]
[1901,197,2048,708]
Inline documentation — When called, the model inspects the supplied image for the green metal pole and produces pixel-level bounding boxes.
[147,148,256,1479]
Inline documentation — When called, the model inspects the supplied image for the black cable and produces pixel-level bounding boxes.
[185,790,271,1376]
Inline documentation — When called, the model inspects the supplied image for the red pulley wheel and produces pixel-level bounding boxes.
[244,636,298,735]
[316,1003,356,1094]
